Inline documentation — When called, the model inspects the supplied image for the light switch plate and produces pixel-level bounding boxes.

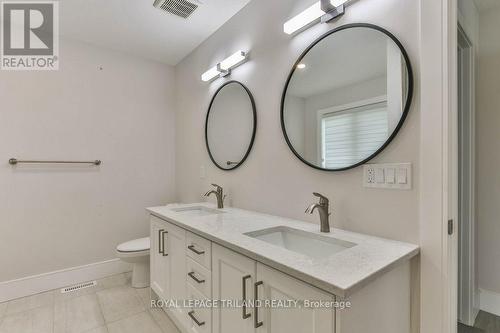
[386,168,396,184]
[397,167,407,184]
[375,168,385,183]
[363,163,412,190]
[199,165,206,179]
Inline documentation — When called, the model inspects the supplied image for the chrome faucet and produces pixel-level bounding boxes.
[204,184,226,209]
[305,192,331,233]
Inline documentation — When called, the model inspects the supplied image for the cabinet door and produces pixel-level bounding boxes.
[163,221,187,325]
[255,263,335,333]
[212,244,256,333]
[150,217,168,299]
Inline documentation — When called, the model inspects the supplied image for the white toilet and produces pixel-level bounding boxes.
[116,237,150,288]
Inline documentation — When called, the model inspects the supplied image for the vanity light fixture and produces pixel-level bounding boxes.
[201,50,248,82]
[201,66,221,82]
[283,0,349,35]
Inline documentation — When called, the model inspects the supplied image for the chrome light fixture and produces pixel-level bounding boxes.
[283,0,349,35]
[201,50,248,82]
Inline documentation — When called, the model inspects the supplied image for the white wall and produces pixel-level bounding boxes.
[284,95,306,156]
[175,0,420,244]
[458,0,480,55]
[0,39,176,282]
[477,7,500,295]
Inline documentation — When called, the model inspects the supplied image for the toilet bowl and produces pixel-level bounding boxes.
[116,237,150,288]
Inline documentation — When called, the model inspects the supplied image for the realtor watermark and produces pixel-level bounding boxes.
[151,299,352,310]
[1,0,59,70]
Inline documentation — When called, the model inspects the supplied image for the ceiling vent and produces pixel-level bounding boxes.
[153,0,201,19]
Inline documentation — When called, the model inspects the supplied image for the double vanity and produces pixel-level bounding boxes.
[149,21,419,333]
[147,203,419,333]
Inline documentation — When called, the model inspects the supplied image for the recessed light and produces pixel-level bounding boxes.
[297,63,306,69]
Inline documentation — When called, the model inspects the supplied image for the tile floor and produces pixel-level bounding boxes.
[0,273,180,333]
[458,311,500,333]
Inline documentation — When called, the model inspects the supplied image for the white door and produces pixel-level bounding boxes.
[150,217,168,299]
[255,263,335,333]
[164,221,187,325]
[212,244,256,333]
[457,24,477,326]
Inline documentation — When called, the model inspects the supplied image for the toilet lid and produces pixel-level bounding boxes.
[117,237,150,252]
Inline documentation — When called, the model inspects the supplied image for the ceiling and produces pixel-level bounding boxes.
[474,0,500,12]
[58,0,251,65]
[287,28,391,99]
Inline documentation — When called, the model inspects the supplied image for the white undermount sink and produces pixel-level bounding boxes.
[170,206,224,217]
[245,226,356,259]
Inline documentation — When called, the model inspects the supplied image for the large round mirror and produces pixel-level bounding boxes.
[281,24,413,171]
[206,81,257,170]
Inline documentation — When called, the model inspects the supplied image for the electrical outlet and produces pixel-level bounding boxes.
[364,165,375,184]
[363,163,412,190]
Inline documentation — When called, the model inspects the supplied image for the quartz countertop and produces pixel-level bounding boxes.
[147,203,419,297]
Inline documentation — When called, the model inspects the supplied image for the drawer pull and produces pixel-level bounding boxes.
[188,245,205,255]
[254,281,263,328]
[158,229,165,254]
[162,231,169,256]
[188,310,205,326]
[188,271,205,284]
[242,275,251,319]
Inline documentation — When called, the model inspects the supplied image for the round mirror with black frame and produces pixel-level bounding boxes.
[281,23,413,171]
[205,81,257,171]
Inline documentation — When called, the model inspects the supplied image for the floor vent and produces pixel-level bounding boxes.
[60,281,97,294]
[153,0,199,19]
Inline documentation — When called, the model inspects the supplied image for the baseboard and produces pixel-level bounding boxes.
[0,259,132,303]
[479,288,500,317]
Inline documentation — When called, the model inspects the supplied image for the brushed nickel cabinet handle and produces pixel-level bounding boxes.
[188,245,205,255]
[162,231,168,256]
[188,271,205,284]
[158,229,165,254]
[242,275,251,319]
[254,281,263,328]
[188,310,205,326]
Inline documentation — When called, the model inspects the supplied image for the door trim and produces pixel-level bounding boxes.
[456,23,478,326]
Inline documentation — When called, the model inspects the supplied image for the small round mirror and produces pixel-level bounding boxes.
[281,24,413,171]
[205,81,257,170]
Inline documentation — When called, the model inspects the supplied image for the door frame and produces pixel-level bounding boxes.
[456,23,478,326]
[419,0,457,332]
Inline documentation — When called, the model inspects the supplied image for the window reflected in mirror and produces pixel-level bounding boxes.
[281,24,413,171]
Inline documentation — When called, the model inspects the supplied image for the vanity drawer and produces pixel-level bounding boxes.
[186,257,211,298]
[186,284,212,333]
[186,232,211,270]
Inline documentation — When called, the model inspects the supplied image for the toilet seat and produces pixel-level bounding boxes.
[116,237,151,288]
[117,237,150,253]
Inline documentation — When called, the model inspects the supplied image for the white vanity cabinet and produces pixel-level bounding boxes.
[212,244,335,333]
[150,214,412,333]
[185,231,213,333]
[212,244,256,333]
[255,263,335,333]
[150,217,168,298]
[150,215,187,327]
